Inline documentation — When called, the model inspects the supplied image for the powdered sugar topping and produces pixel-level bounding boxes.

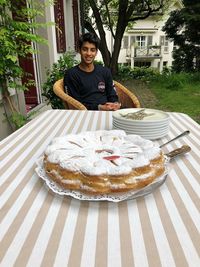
[44,130,161,176]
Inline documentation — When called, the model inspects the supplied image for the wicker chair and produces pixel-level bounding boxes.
[53,79,141,110]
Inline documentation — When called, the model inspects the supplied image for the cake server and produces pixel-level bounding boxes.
[159,130,190,148]
[165,145,191,160]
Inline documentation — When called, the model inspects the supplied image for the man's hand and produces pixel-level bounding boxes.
[98,102,121,111]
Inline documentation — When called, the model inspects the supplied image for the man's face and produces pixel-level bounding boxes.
[80,41,97,65]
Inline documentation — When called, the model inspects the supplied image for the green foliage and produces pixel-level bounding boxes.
[116,65,159,81]
[149,71,200,91]
[0,0,52,89]
[8,112,27,129]
[0,0,53,129]
[163,0,200,72]
[42,52,78,109]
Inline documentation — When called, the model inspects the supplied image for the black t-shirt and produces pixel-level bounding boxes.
[63,65,118,110]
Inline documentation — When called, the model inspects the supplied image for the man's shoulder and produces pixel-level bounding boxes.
[95,64,111,74]
[65,65,79,76]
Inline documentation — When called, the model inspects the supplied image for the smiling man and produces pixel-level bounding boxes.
[64,32,121,111]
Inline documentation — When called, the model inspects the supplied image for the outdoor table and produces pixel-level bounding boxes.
[0,110,199,267]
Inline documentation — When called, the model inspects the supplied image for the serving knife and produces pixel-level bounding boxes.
[160,130,190,148]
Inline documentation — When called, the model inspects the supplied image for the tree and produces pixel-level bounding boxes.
[82,0,167,74]
[162,0,200,72]
[0,0,53,128]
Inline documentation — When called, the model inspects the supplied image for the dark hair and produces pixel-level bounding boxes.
[78,32,100,50]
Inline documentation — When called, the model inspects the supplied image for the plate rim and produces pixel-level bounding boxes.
[113,108,169,124]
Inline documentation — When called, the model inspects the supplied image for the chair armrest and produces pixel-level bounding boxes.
[114,81,141,108]
[53,79,87,110]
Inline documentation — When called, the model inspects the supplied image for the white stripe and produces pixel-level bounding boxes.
[0,111,57,168]
[0,174,38,240]
[145,194,176,267]
[170,169,200,232]
[161,184,200,266]
[0,185,48,267]
[170,115,200,150]
[173,113,200,137]
[80,202,99,267]
[70,111,94,133]
[0,111,64,183]
[54,199,81,266]
[26,196,63,267]
[127,200,148,267]
[0,110,51,148]
[0,111,80,207]
[107,203,121,267]
[167,142,200,198]
[0,111,75,187]
[99,111,112,130]
[88,111,100,131]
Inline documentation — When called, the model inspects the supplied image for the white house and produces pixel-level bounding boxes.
[97,1,183,72]
[0,0,81,140]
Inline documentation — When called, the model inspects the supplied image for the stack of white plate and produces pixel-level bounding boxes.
[112,108,170,140]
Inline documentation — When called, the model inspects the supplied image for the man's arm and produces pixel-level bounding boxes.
[105,68,119,103]
[63,70,82,102]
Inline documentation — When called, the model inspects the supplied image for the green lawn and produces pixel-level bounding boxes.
[148,77,200,124]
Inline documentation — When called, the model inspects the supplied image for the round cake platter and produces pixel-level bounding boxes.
[35,157,168,203]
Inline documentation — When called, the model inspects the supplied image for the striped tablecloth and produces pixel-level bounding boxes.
[0,110,199,267]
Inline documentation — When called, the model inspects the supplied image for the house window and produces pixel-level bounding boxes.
[136,36,146,48]
[160,36,169,53]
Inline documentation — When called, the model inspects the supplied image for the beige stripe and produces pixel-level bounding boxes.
[62,111,93,134]
[169,118,200,153]
[0,116,64,199]
[0,110,51,151]
[0,111,56,161]
[136,199,162,267]
[95,111,103,130]
[0,111,91,263]
[118,202,134,267]
[12,191,55,267]
[167,169,200,253]
[153,189,189,266]
[0,180,43,261]
[0,167,35,222]
[0,111,79,218]
[0,111,64,177]
[106,111,112,130]
[181,154,200,185]
[95,202,108,267]
[67,201,89,267]
[40,198,72,267]
[173,113,200,132]
[169,160,200,209]
[85,111,97,131]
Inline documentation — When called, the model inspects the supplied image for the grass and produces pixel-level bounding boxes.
[148,73,200,124]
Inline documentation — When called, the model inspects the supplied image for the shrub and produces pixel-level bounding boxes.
[42,52,78,109]
[116,65,159,81]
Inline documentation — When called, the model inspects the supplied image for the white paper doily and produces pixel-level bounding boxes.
[35,157,168,202]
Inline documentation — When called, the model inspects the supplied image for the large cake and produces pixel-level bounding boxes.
[43,130,165,194]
